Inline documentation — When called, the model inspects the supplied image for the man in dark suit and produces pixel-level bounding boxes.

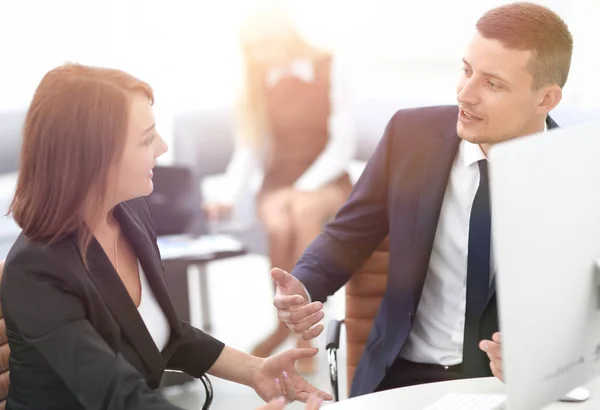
[270,2,574,398]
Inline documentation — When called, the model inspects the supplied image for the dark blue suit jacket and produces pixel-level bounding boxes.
[292,105,559,397]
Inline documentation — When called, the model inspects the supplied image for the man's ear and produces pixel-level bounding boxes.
[538,84,562,114]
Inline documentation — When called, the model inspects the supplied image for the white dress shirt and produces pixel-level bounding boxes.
[400,124,547,366]
[137,262,170,352]
[217,57,357,204]
[399,139,489,366]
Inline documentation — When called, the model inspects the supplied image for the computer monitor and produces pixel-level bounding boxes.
[489,118,600,410]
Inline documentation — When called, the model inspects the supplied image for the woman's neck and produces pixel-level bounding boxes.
[89,209,117,239]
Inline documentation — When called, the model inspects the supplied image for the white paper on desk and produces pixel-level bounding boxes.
[157,234,244,260]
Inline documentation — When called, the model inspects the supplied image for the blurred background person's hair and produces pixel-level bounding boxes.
[235,2,325,148]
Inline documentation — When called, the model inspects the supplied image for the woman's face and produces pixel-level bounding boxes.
[111,93,168,205]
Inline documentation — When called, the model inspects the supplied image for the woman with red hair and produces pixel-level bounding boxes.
[0,63,331,409]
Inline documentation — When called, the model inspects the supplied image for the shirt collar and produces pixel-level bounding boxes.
[266,59,315,88]
[462,140,487,167]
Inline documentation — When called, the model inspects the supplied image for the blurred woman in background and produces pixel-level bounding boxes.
[204,2,357,373]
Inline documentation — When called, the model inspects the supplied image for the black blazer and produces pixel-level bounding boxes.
[292,105,559,397]
[1,197,224,410]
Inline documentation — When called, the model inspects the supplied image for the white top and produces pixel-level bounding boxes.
[217,56,357,204]
[137,262,170,352]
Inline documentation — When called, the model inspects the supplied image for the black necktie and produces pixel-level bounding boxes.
[462,159,492,377]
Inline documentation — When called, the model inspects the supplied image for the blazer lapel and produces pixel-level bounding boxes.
[85,203,167,385]
[114,203,182,339]
[412,124,461,263]
[547,114,559,130]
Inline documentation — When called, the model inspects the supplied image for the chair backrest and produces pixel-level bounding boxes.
[344,237,389,389]
[147,165,207,237]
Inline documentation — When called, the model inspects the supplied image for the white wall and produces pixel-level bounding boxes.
[1,0,597,162]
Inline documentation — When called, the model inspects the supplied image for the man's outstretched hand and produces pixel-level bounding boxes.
[271,268,325,341]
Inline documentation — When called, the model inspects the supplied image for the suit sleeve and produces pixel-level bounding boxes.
[292,112,397,303]
[164,322,224,378]
[1,252,183,410]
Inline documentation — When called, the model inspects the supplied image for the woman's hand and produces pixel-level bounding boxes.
[250,348,332,404]
[257,394,323,409]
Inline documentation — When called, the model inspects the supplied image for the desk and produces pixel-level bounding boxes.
[326,377,600,409]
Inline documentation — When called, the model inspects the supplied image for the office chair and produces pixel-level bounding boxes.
[325,237,389,401]
[147,165,207,237]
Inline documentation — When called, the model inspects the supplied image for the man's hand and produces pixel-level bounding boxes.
[271,268,325,341]
[480,332,503,381]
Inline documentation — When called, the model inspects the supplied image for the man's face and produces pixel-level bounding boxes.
[456,32,552,146]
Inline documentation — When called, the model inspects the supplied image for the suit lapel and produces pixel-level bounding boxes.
[114,203,182,339]
[84,201,178,384]
[412,123,461,263]
[546,114,559,130]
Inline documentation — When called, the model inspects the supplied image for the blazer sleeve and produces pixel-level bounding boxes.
[292,112,396,303]
[1,250,183,410]
[164,322,224,378]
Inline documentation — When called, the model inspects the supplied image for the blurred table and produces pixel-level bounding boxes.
[158,234,246,388]
[158,234,246,331]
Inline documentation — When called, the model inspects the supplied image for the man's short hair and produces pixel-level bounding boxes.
[476,2,573,89]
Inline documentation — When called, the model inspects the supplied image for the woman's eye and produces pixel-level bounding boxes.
[144,133,156,145]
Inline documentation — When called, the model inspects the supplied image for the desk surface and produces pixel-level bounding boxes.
[326,377,600,409]
[158,234,246,264]
[161,248,246,267]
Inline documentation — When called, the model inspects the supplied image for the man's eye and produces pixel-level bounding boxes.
[488,80,499,89]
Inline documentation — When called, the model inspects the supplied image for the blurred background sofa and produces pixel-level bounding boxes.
[166,101,600,257]
[1,102,598,260]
